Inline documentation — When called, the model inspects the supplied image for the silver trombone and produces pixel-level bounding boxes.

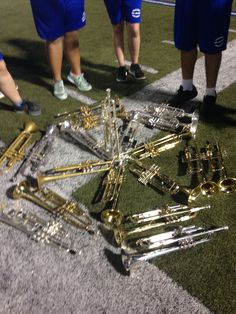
[121,225,228,272]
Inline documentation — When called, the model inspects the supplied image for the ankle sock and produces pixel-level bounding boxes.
[182,79,193,91]
[205,87,216,97]
[13,100,24,108]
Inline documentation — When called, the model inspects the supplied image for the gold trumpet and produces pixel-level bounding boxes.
[113,205,209,246]
[213,142,236,193]
[12,180,94,233]
[187,141,219,202]
[37,159,112,187]
[128,131,191,160]
[0,121,38,173]
[129,159,190,199]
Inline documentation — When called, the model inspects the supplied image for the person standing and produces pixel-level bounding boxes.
[104,0,146,82]
[169,0,233,113]
[0,52,41,115]
[30,0,92,100]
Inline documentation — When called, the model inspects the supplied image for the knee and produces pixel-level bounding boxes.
[113,23,124,36]
[127,25,140,39]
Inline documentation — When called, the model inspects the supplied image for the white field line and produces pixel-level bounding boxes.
[2,39,236,314]
[116,59,158,74]
[162,40,174,45]
[229,28,236,33]
[65,87,96,105]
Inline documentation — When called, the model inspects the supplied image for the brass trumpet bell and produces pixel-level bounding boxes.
[101,209,123,228]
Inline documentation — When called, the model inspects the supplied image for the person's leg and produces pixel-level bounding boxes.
[113,21,125,67]
[64,31,81,76]
[46,37,64,81]
[126,22,140,64]
[205,52,222,90]
[0,59,22,104]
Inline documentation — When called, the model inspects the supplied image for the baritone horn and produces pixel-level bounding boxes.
[0,205,76,254]
[12,180,94,233]
[0,121,38,173]
[121,225,228,272]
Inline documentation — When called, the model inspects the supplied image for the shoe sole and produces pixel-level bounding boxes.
[67,76,92,91]
[54,93,68,100]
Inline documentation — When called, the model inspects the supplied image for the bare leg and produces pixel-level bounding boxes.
[0,60,22,104]
[64,31,81,76]
[205,52,222,88]
[181,48,198,79]
[126,23,140,64]
[113,22,125,66]
[46,37,64,81]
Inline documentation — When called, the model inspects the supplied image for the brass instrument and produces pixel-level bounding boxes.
[121,225,228,272]
[0,121,38,174]
[212,142,236,193]
[37,159,112,187]
[12,124,56,181]
[56,88,126,130]
[120,112,141,152]
[128,132,191,160]
[129,159,190,198]
[113,205,209,245]
[12,180,94,233]
[0,205,76,254]
[126,104,199,135]
[186,141,220,202]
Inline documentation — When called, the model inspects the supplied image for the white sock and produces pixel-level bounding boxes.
[182,79,193,91]
[70,72,81,79]
[205,87,216,96]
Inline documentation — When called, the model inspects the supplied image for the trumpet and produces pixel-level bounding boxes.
[121,225,228,272]
[120,112,141,152]
[0,121,38,174]
[12,124,56,181]
[0,205,76,254]
[12,180,94,233]
[187,141,219,202]
[126,104,199,135]
[128,132,191,160]
[37,159,112,187]
[113,205,209,246]
[212,142,236,193]
[129,159,190,198]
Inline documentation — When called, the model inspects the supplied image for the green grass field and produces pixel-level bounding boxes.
[1,1,236,313]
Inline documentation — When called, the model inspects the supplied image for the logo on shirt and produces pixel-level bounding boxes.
[214,36,224,48]
[132,9,141,19]
[82,12,86,23]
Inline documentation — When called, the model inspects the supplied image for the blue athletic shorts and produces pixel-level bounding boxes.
[30,0,86,41]
[0,52,3,60]
[104,0,142,25]
[174,0,233,53]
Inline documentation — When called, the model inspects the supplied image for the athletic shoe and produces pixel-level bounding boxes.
[67,73,92,91]
[129,63,146,80]
[13,100,41,116]
[53,80,68,100]
[169,85,198,107]
[116,66,128,82]
[202,94,217,114]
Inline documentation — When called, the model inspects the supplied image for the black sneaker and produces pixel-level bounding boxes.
[13,100,41,116]
[116,66,128,82]
[169,85,198,107]
[129,63,146,80]
[202,94,217,114]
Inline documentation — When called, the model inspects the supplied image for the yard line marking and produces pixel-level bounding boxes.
[65,87,96,105]
[116,59,158,74]
[162,40,174,45]
[229,28,236,33]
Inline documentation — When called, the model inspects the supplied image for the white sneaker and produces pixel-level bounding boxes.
[67,72,92,91]
[53,80,68,100]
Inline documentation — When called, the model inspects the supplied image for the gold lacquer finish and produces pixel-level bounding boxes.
[12,180,94,233]
[0,121,38,173]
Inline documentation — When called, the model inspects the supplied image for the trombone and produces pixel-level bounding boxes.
[0,121,38,174]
